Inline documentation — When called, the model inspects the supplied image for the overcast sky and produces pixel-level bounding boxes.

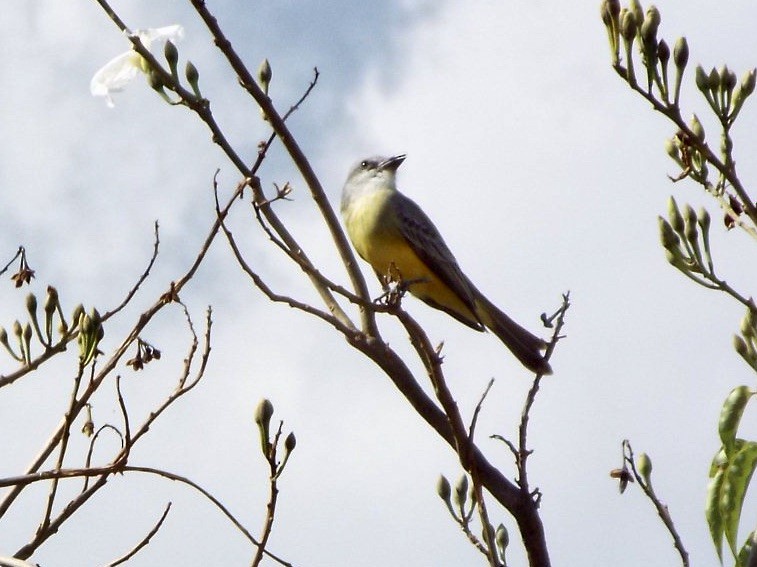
[2,1,757,566]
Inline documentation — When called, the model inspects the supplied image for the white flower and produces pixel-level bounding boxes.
[90,25,184,107]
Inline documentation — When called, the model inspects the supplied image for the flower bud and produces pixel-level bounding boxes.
[12,320,22,338]
[44,286,58,315]
[718,65,730,90]
[695,65,709,92]
[673,37,688,69]
[254,398,274,456]
[495,524,509,553]
[254,398,274,427]
[436,475,451,502]
[708,67,720,91]
[80,314,93,335]
[640,5,660,45]
[726,69,737,93]
[629,0,644,26]
[71,304,84,327]
[606,0,620,18]
[453,475,468,508]
[620,10,637,41]
[600,1,619,63]
[734,335,750,358]
[25,293,37,315]
[164,40,179,75]
[0,326,8,347]
[600,2,613,26]
[185,61,201,97]
[23,322,32,342]
[667,197,684,233]
[741,309,756,337]
[684,204,698,242]
[659,217,681,251]
[698,207,711,233]
[690,114,705,142]
[656,39,670,65]
[637,452,652,484]
[284,431,296,453]
[257,58,272,95]
[741,68,756,97]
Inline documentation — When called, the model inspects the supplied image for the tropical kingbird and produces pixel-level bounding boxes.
[341,155,551,375]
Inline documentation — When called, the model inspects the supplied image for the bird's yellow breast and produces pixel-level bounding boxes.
[344,188,422,278]
[343,189,476,323]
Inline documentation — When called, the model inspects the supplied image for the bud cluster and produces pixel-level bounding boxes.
[601,1,689,106]
[602,2,757,205]
[0,287,89,367]
[658,196,715,284]
[146,40,203,103]
[253,398,297,480]
[695,64,756,127]
[436,473,508,563]
[77,307,104,368]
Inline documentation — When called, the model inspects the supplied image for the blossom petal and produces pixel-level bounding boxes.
[90,24,184,107]
[90,50,142,106]
[135,24,184,48]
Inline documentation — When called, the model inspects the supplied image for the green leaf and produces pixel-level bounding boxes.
[736,529,756,567]
[706,465,726,561]
[719,386,753,456]
[722,441,757,558]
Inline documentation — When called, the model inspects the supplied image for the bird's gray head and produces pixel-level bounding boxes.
[341,154,406,211]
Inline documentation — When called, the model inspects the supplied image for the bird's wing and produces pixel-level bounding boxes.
[392,192,481,318]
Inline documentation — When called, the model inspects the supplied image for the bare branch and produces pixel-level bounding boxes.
[187,0,378,337]
[517,293,570,491]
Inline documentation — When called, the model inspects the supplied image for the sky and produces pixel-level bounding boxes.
[1,1,757,566]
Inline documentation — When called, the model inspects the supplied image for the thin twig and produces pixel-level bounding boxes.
[517,293,570,492]
[83,424,124,492]
[251,425,282,567]
[11,307,213,559]
[469,378,495,442]
[0,247,24,277]
[215,182,356,336]
[103,221,161,320]
[249,67,320,176]
[105,502,172,567]
[250,191,373,313]
[37,363,86,534]
[623,440,689,567]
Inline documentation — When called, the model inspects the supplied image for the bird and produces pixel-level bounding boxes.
[340,154,551,375]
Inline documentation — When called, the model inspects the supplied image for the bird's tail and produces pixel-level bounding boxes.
[474,293,552,375]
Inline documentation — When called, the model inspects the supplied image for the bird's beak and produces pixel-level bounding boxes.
[380,154,406,171]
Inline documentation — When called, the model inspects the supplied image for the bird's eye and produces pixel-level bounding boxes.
[360,160,370,169]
